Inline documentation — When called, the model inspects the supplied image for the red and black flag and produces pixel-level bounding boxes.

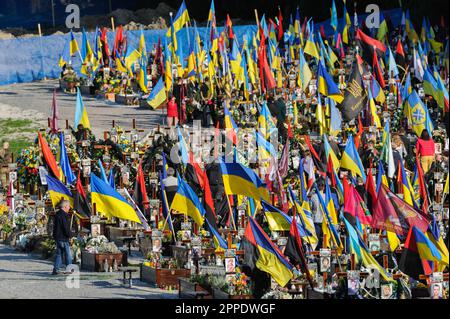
[399,227,433,280]
[37,132,60,180]
[133,162,149,216]
[395,38,406,70]
[202,170,217,228]
[258,45,276,92]
[284,210,314,287]
[355,28,386,64]
[372,50,386,89]
[277,7,283,42]
[113,25,125,58]
[74,172,91,217]
[226,14,234,40]
[340,60,368,122]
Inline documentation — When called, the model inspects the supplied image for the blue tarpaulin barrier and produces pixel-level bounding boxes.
[0,8,402,86]
[0,25,257,86]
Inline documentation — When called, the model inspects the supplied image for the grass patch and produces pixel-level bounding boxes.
[0,118,38,157]
[8,139,33,157]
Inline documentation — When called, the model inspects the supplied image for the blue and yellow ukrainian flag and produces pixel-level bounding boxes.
[124,46,141,75]
[258,101,277,139]
[59,39,71,67]
[323,134,340,170]
[315,184,342,252]
[46,174,74,208]
[147,77,167,109]
[159,171,173,231]
[297,47,312,91]
[223,103,238,145]
[343,217,394,281]
[205,219,227,251]
[398,159,418,208]
[255,131,277,160]
[138,58,148,93]
[69,31,80,57]
[80,29,94,75]
[74,88,90,129]
[371,76,386,105]
[413,227,449,265]
[245,216,293,286]
[261,200,308,237]
[177,127,190,165]
[317,61,344,103]
[405,89,434,137]
[304,22,319,60]
[376,160,389,193]
[59,132,76,185]
[340,135,366,182]
[287,186,318,248]
[207,0,215,23]
[220,161,269,202]
[90,173,140,223]
[170,175,205,226]
[165,0,190,38]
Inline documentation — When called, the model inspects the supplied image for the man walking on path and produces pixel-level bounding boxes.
[52,200,73,275]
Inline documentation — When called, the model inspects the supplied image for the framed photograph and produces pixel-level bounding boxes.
[225,257,236,274]
[435,143,442,154]
[130,152,139,159]
[181,230,191,241]
[381,284,393,299]
[181,222,192,230]
[277,237,288,247]
[82,165,91,177]
[91,224,101,237]
[9,171,17,182]
[431,283,443,299]
[347,270,360,296]
[64,133,72,143]
[368,234,381,252]
[81,140,90,147]
[192,246,202,257]
[320,248,331,273]
[38,166,48,185]
[152,237,162,252]
[121,171,129,184]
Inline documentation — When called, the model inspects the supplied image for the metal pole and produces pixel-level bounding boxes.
[51,0,55,28]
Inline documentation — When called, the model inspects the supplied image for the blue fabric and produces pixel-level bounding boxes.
[0,25,256,86]
[53,240,72,273]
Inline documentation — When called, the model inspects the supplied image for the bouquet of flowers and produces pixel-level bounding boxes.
[229,268,252,295]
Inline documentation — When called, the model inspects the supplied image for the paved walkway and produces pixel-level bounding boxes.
[0,244,178,299]
[0,79,165,137]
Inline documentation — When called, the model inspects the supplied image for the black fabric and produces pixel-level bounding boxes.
[340,61,368,122]
[399,248,424,280]
[74,191,91,218]
[53,209,72,242]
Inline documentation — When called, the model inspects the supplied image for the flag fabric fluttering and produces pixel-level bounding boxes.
[90,173,141,223]
[146,77,167,109]
[46,175,74,208]
[243,216,293,287]
[170,175,206,226]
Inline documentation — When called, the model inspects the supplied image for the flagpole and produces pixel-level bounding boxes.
[226,194,237,231]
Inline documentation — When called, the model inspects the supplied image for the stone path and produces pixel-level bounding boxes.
[0,244,178,299]
[0,79,165,137]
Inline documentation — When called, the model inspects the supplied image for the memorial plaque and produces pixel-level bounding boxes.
[368,234,381,252]
[181,222,192,230]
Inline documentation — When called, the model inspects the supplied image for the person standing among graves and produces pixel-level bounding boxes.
[52,199,73,275]
[416,129,435,174]
[167,96,178,127]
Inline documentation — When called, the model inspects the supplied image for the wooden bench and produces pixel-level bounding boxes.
[118,266,139,288]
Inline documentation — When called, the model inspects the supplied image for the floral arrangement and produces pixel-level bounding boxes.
[84,235,120,254]
[16,145,41,186]
[261,288,293,299]
[229,268,252,295]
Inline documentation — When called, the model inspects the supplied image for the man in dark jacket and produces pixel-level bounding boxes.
[52,200,73,275]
